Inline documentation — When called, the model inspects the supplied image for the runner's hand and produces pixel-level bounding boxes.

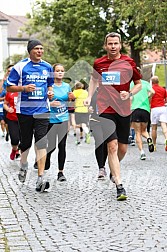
[50,100,61,107]
[25,84,36,92]
[84,97,91,106]
[120,91,130,100]
[8,107,14,113]
[47,91,54,100]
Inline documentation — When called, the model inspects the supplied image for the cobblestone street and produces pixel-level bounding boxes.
[0,128,167,252]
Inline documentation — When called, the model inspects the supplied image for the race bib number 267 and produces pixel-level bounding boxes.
[102,71,120,85]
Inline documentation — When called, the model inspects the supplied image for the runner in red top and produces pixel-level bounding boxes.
[151,79,167,108]
[150,75,167,151]
[84,32,142,200]
[3,92,20,160]
[5,92,18,121]
[93,54,141,115]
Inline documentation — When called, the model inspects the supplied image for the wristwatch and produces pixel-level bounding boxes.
[129,92,133,98]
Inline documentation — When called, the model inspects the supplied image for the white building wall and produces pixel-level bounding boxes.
[9,41,27,57]
[0,21,9,79]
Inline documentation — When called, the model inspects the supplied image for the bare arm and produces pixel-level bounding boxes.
[3,99,9,112]
[148,87,155,98]
[3,98,14,114]
[84,76,98,106]
[0,80,3,93]
[7,84,37,93]
[120,79,142,100]
[7,85,25,93]
[130,79,142,95]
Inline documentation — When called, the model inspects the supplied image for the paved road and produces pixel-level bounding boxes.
[0,128,167,252]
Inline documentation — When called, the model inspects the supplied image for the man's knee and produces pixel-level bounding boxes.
[35,136,48,150]
[108,140,118,153]
[19,142,32,152]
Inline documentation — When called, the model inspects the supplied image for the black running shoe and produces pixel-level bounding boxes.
[147,138,154,152]
[15,152,20,159]
[57,172,67,182]
[116,184,127,201]
[140,153,146,160]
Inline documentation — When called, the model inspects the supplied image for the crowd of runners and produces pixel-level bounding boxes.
[0,32,167,201]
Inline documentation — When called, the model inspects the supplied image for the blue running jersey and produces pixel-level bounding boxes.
[50,82,71,123]
[0,89,6,116]
[7,58,54,115]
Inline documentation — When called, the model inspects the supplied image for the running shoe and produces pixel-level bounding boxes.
[15,149,20,159]
[57,172,67,182]
[10,149,17,160]
[128,135,132,144]
[85,133,90,144]
[154,145,156,152]
[165,140,167,151]
[18,169,27,183]
[98,168,107,180]
[130,139,135,146]
[18,163,28,183]
[75,140,80,145]
[140,153,146,160]
[36,176,50,192]
[116,184,127,201]
[147,138,154,152]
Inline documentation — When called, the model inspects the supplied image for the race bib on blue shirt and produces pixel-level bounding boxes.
[54,103,67,117]
[28,87,45,99]
[102,71,120,85]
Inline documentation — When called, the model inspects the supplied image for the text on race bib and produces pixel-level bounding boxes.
[28,87,45,100]
[102,71,120,85]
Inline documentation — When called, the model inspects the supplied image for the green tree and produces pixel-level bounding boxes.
[23,0,167,67]
[3,54,26,71]
[24,0,111,65]
[109,0,167,66]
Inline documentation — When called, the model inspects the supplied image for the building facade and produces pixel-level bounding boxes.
[0,11,29,79]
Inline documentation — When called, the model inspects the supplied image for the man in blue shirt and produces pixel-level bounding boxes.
[7,39,54,192]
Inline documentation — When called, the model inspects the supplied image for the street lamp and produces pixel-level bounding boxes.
[162,41,167,89]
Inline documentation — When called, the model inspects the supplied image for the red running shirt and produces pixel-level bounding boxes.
[151,84,167,108]
[5,92,18,121]
[92,54,141,116]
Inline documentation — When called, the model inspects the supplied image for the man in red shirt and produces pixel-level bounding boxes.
[150,75,167,151]
[84,32,142,200]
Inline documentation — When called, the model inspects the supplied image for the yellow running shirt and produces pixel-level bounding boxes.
[73,89,88,113]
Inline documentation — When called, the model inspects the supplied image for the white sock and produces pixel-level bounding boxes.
[140,149,145,155]
[82,126,89,134]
